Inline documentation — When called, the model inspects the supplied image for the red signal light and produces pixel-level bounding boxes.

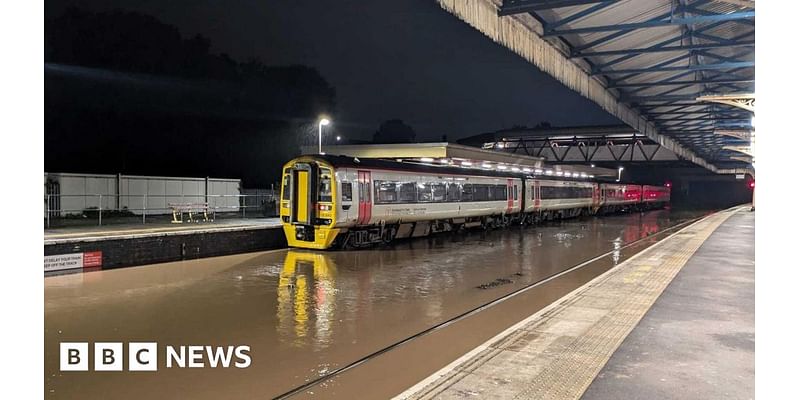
[749,181,755,189]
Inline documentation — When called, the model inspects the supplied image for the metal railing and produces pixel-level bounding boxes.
[44,192,279,228]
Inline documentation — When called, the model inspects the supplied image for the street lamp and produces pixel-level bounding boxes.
[318,118,330,154]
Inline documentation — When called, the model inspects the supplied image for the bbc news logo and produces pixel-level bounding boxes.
[60,342,251,371]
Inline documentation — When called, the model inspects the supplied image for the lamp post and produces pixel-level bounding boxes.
[318,118,330,154]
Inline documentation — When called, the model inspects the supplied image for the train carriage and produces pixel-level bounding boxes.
[598,183,642,213]
[280,155,669,249]
[642,185,671,208]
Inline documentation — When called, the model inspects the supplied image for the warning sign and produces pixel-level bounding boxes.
[83,251,103,268]
[44,253,83,272]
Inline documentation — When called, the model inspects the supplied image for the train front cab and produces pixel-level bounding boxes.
[280,157,341,249]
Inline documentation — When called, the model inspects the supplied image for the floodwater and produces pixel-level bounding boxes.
[44,209,706,399]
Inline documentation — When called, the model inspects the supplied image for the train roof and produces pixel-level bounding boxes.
[297,154,600,183]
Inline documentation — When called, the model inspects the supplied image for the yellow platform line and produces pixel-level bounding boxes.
[397,207,741,400]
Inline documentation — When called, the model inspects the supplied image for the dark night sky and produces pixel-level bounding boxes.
[47,0,619,142]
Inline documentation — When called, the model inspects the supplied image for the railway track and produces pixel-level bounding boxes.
[273,215,703,399]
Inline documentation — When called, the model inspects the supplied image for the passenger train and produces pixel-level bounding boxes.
[280,155,670,249]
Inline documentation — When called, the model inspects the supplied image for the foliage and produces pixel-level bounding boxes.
[373,119,416,144]
[45,7,337,187]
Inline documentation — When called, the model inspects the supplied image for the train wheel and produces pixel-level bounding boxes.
[382,226,397,244]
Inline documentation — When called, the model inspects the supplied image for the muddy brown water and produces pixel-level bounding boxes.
[44,209,707,399]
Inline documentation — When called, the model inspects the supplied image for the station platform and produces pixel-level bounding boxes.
[44,218,285,272]
[397,206,754,400]
[44,217,282,244]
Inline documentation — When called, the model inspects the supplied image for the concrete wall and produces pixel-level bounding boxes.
[45,172,241,216]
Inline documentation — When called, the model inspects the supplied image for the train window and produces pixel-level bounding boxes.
[432,183,446,202]
[375,181,397,204]
[399,183,417,203]
[282,174,291,200]
[494,185,507,201]
[446,182,461,202]
[418,183,433,202]
[461,184,474,201]
[341,182,352,201]
[318,168,333,202]
[513,186,518,201]
[473,185,490,201]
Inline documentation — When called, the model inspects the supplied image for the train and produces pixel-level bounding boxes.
[279,155,670,249]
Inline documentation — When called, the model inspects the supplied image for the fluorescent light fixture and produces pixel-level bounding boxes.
[439,159,450,164]
[545,170,553,175]
[556,171,564,176]
[497,165,508,170]
[420,157,434,162]
[522,167,531,172]
[511,167,520,171]
[483,164,492,168]
[535,169,543,174]
[461,161,472,166]
[580,172,588,178]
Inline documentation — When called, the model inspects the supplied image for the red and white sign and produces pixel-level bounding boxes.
[83,251,103,268]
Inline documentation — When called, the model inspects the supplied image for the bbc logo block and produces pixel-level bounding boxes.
[60,342,157,372]
[60,342,88,371]
[129,342,157,371]
[94,342,123,371]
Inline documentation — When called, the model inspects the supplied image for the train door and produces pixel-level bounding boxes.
[291,163,316,225]
[533,180,541,210]
[593,184,601,207]
[506,179,514,213]
[357,171,372,225]
[339,175,354,222]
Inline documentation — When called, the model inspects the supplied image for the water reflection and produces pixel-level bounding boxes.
[611,238,622,265]
[277,251,338,349]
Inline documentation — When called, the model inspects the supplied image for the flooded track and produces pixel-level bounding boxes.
[45,209,707,399]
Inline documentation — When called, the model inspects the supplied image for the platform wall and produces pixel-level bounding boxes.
[45,172,241,216]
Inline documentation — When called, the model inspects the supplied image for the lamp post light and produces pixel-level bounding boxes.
[318,118,330,154]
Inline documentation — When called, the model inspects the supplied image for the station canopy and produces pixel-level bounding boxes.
[303,143,618,178]
[439,0,755,173]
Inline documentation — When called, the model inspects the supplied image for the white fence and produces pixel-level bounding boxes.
[44,172,241,217]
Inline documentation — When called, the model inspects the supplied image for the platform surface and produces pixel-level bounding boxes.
[44,217,282,244]
[396,206,752,400]
[583,208,754,399]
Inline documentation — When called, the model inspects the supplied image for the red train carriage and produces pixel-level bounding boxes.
[641,185,671,209]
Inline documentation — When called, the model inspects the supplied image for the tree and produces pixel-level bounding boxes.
[373,119,416,144]
[44,7,337,187]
